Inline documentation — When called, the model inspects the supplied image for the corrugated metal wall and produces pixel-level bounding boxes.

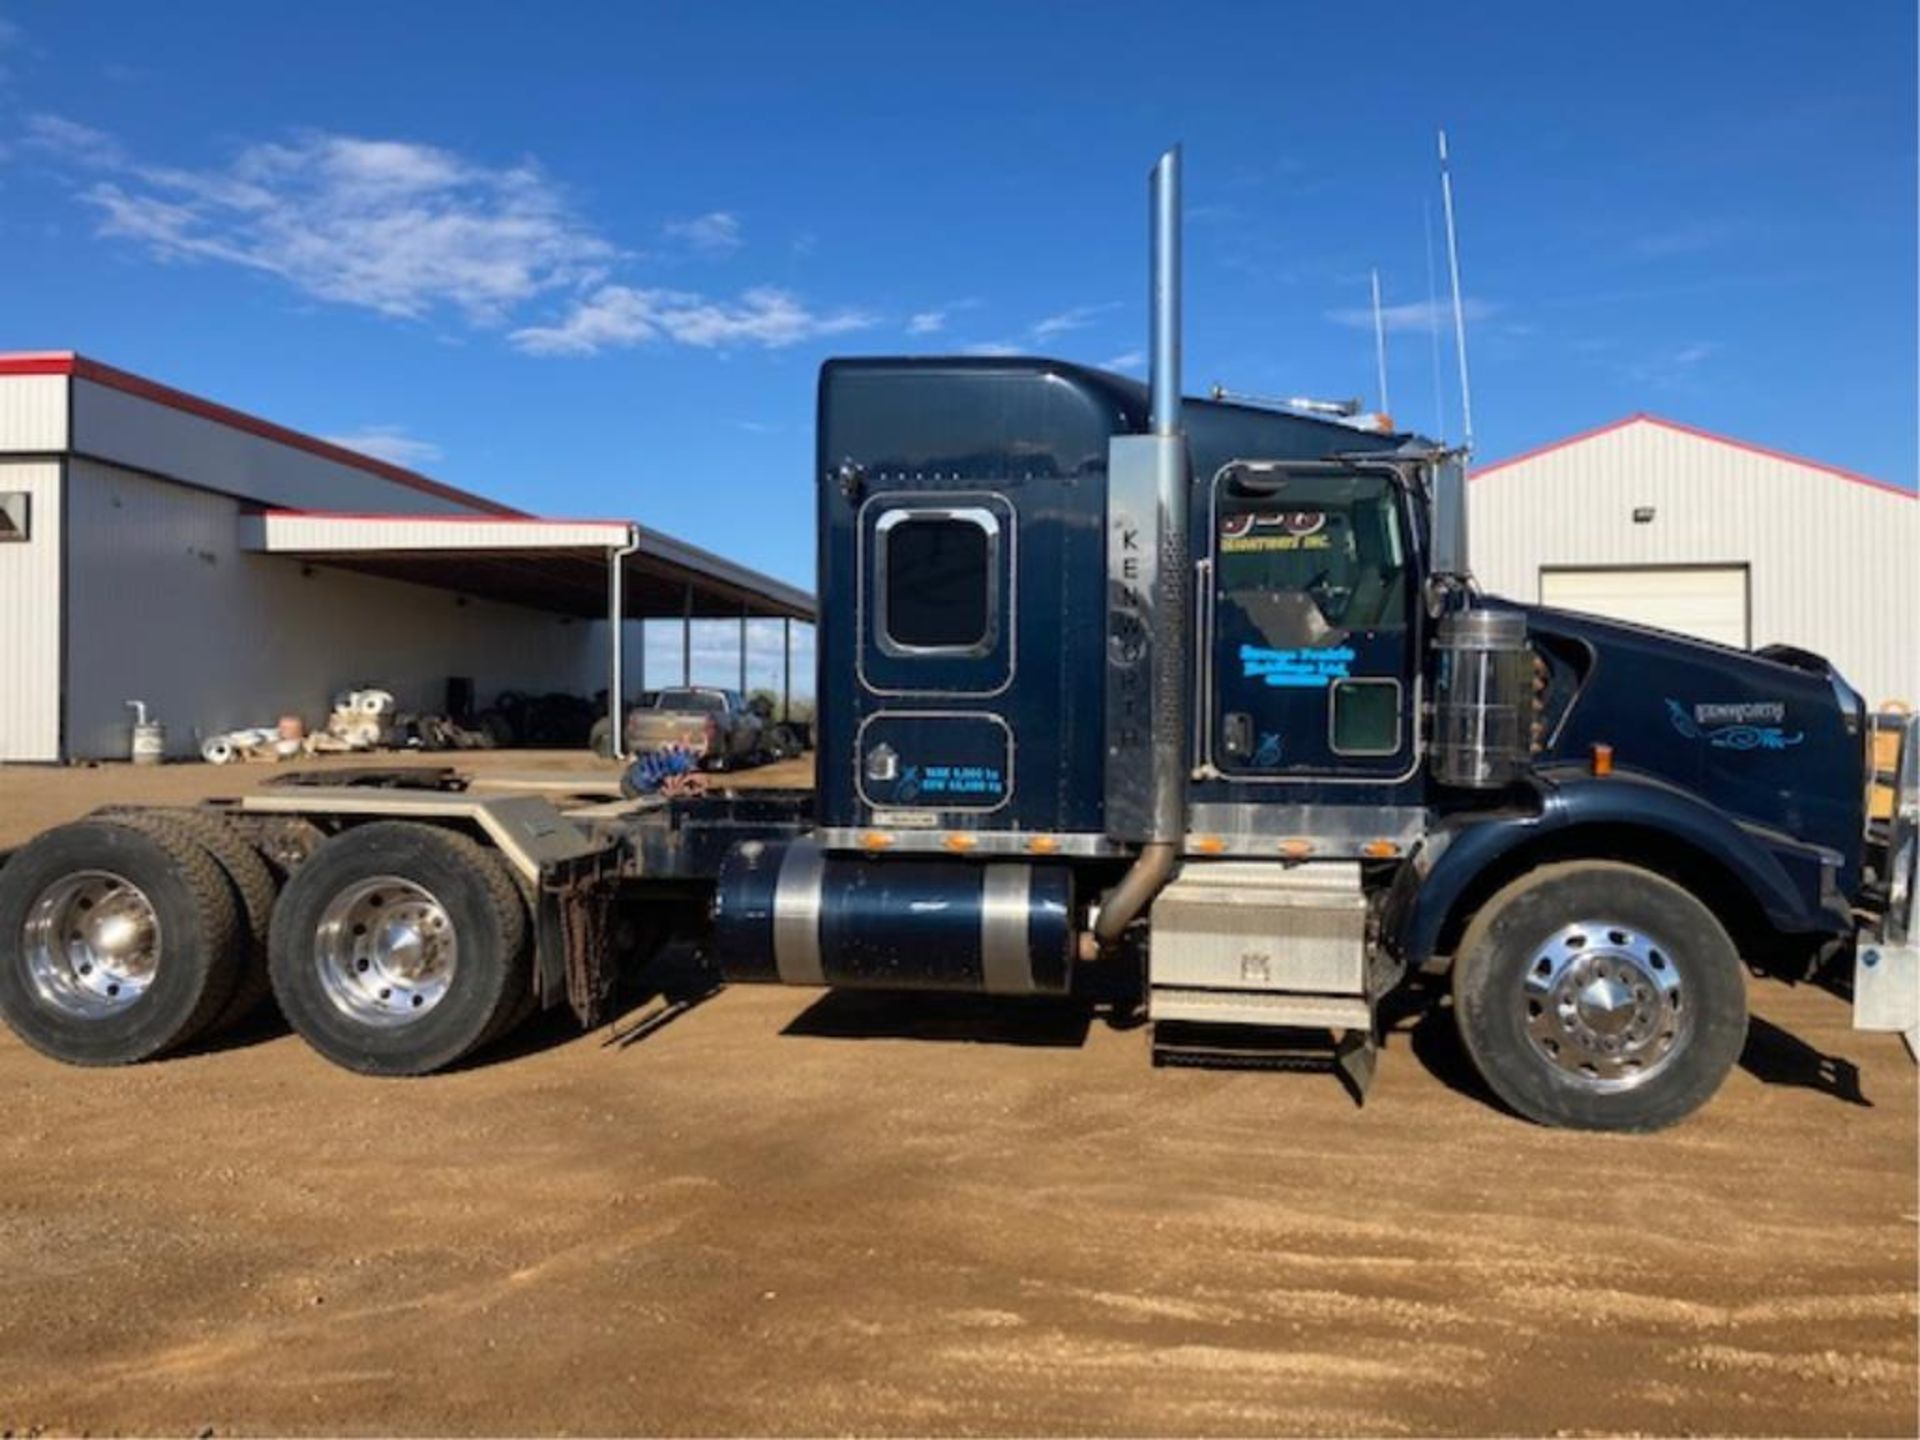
[63,460,602,759]
[1470,421,1919,707]
[0,459,63,761]
[69,378,485,515]
[0,374,69,452]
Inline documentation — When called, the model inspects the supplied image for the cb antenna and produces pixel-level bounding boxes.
[1370,267,1391,416]
[1437,129,1475,454]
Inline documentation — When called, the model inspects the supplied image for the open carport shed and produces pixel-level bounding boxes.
[0,351,814,761]
[244,511,816,757]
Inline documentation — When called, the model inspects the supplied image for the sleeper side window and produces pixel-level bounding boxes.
[877,508,998,656]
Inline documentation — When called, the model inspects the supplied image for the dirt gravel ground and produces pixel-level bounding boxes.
[0,753,1914,1436]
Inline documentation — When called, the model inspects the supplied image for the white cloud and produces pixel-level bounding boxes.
[1030,302,1117,340]
[961,341,1021,357]
[319,424,444,468]
[663,210,742,255]
[35,116,881,359]
[1633,220,1738,258]
[1628,340,1720,387]
[1326,296,1497,335]
[63,127,613,324]
[907,309,947,335]
[510,284,873,356]
[23,113,124,167]
[1101,350,1146,373]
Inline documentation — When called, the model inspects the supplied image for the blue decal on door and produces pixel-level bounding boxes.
[1240,645,1355,688]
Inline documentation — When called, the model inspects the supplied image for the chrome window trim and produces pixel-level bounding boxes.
[855,490,1018,700]
[875,506,1001,658]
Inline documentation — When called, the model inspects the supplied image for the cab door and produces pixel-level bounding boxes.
[1203,461,1418,781]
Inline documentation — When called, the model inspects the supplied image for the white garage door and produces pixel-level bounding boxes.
[1539,566,1749,649]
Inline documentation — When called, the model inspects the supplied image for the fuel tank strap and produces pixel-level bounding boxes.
[980,863,1034,994]
[771,842,826,984]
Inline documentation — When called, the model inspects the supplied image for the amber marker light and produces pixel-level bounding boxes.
[1591,743,1614,777]
[1027,835,1061,855]
[1279,838,1314,859]
[860,831,895,851]
[942,832,979,853]
[1192,835,1227,855]
[1362,840,1400,859]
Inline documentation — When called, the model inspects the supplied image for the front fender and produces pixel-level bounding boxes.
[1389,769,1849,969]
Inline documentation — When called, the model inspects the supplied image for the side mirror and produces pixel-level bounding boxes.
[1430,453,1469,581]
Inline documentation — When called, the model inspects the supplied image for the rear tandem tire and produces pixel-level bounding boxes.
[1450,860,1748,1132]
[105,808,281,1032]
[268,822,530,1076]
[0,819,243,1066]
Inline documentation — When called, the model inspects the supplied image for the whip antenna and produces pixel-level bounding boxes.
[1437,129,1476,453]
[1370,267,1391,416]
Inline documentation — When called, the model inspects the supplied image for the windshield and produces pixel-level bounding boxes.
[654,689,726,713]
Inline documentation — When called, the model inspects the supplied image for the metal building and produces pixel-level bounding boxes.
[1470,414,1918,709]
[0,352,812,762]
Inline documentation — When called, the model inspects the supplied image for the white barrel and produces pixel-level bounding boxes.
[132,721,166,766]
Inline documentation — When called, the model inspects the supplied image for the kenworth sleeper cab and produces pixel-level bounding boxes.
[1,149,1913,1131]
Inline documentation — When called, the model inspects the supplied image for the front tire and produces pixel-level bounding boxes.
[269,823,530,1076]
[0,819,242,1065]
[1451,861,1748,1131]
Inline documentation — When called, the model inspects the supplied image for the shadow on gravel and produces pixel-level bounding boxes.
[783,989,1095,1049]
[1739,1014,1871,1107]
[1396,994,1516,1116]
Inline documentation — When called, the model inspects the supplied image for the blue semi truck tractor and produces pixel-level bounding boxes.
[1,149,1913,1130]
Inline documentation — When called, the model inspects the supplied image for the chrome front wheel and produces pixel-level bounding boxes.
[1452,861,1748,1131]
[1520,920,1689,1090]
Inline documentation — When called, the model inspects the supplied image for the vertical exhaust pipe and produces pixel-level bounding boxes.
[1149,145,1182,438]
[1095,145,1188,949]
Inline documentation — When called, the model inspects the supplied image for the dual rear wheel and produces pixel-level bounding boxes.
[0,817,533,1076]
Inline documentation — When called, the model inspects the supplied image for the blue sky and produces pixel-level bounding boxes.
[1,0,1914,622]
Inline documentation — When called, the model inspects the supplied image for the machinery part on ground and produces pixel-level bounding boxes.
[1432,607,1535,789]
[0,818,242,1065]
[1450,860,1747,1131]
[766,724,803,760]
[105,808,282,1032]
[267,822,530,1075]
[126,700,166,766]
[715,839,1074,995]
[621,747,705,799]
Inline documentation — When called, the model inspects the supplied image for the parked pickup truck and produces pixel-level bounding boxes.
[624,687,765,769]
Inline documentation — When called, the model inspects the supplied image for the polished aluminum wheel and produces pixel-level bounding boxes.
[24,871,162,1017]
[1520,919,1689,1090]
[314,875,458,1027]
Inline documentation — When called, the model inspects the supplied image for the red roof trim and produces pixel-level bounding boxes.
[1474,412,1914,500]
[260,508,632,528]
[0,351,524,517]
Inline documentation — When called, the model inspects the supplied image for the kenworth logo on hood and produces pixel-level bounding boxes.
[1666,698,1804,751]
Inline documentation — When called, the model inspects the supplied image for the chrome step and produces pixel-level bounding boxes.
[1146,860,1378,1099]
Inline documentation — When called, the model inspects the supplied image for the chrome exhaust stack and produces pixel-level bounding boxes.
[1096,145,1190,947]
